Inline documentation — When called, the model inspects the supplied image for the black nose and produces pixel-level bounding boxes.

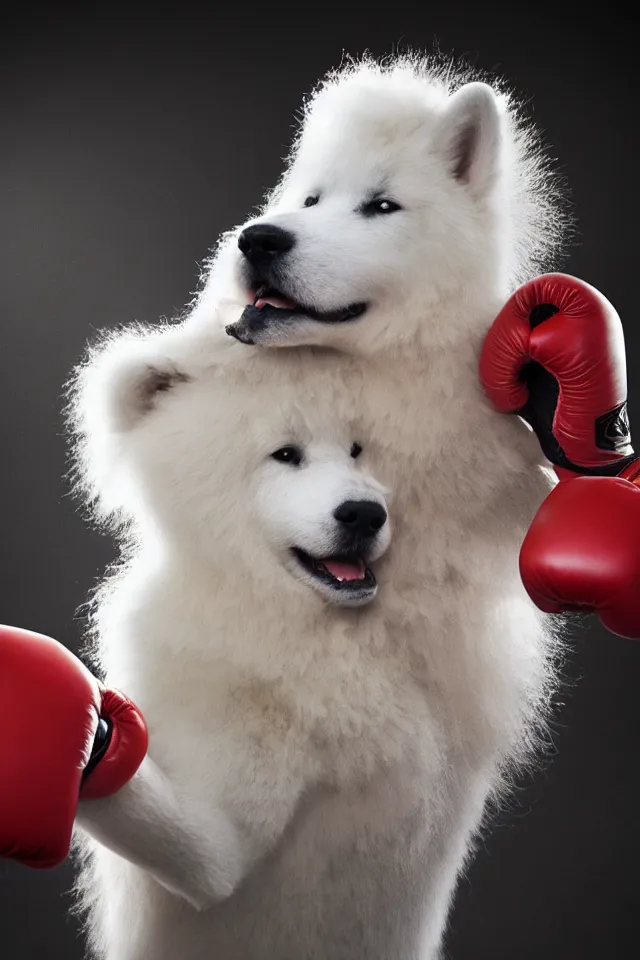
[333,500,387,538]
[237,224,296,264]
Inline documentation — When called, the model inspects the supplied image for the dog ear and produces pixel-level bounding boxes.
[100,354,190,433]
[67,326,190,518]
[74,328,190,435]
[434,82,503,200]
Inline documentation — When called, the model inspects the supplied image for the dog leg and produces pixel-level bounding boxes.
[76,755,246,910]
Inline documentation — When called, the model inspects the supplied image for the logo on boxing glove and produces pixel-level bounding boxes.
[595,402,631,454]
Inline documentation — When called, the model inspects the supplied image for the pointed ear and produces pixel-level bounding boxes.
[77,329,191,435]
[67,326,191,519]
[434,82,503,199]
[100,353,190,433]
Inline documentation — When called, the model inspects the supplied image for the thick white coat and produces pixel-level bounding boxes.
[71,55,566,959]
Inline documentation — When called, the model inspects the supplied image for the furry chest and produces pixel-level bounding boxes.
[147,659,440,812]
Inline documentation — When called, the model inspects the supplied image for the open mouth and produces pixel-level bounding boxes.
[250,286,367,325]
[291,547,377,603]
[225,282,368,345]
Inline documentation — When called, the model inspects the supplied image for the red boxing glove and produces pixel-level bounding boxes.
[480,274,635,479]
[0,625,148,868]
[520,461,640,639]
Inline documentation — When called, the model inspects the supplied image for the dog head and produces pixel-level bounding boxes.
[68,326,391,608]
[204,57,563,355]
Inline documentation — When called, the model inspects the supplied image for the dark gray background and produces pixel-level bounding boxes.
[2,6,638,958]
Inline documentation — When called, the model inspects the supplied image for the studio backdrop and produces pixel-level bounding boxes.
[1,6,638,959]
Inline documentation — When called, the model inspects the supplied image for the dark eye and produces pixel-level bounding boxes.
[350,442,363,459]
[303,195,319,208]
[361,198,402,217]
[271,446,303,466]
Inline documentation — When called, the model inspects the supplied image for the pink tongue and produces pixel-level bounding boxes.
[321,558,366,582]
[255,295,298,310]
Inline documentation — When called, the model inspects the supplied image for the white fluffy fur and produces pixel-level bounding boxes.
[70,54,567,960]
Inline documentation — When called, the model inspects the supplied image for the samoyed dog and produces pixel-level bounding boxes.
[71,56,567,960]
